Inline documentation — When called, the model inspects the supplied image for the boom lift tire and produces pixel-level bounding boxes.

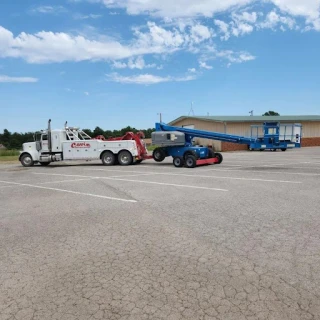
[184,150,198,160]
[153,148,166,162]
[101,151,116,166]
[118,150,133,166]
[215,152,223,164]
[173,156,184,168]
[185,155,197,168]
[20,154,34,167]
[207,148,215,158]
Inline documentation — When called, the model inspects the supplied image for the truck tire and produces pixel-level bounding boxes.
[281,148,287,152]
[173,156,184,168]
[153,148,166,162]
[118,150,133,166]
[101,151,115,166]
[185,155,197,168]
[215,152,223,164]
[20,154,34,167]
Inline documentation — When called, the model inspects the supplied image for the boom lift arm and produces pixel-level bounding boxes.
[155,123,256,145]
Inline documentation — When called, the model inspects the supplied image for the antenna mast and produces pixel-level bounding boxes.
[188,101,195,116]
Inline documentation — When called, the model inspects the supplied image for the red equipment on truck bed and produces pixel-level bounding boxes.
[93,132,153,162]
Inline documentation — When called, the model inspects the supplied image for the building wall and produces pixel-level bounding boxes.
[172,118,223,151]
[171,119,320,151]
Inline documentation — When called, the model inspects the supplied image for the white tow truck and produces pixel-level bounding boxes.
[19,119,149,167]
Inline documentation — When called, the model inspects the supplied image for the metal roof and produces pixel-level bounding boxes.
[169,115,320,124]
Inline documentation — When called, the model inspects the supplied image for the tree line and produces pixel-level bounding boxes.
[0,126,156,150]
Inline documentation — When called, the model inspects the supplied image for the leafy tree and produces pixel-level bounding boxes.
[1,129,12,148]
[262,111,280,116]
[82,129,93,137]
[93,126,105,137]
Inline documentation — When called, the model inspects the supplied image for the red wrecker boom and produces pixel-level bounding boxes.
[93,131,153,162]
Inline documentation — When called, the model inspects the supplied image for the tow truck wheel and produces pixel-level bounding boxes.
[215,152,223,164]
[20,154,34,167]
[118,150,133,166]
[185,155,197,168]
[153,148,166,162]
[101,151,115,166]
[173,156,184,168]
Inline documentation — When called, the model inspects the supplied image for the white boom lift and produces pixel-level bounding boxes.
[19,119,148,167]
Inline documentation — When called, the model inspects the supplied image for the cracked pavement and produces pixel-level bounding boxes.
[1,148,320,320]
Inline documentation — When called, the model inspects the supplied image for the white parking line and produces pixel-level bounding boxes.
[84,168,301,183]
[0,180,137,203]
[32,173,229,192]
[0,178,97,189]
[202,168,319,176]
[108,173,156,178]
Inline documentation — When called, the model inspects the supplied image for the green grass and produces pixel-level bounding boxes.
[146,145,158,152]
[0,149,20,156]
[0,150,20,162]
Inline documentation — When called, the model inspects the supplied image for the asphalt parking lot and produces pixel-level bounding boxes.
[1,147,320,320]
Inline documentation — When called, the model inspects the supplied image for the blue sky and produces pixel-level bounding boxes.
[0,0,320,133]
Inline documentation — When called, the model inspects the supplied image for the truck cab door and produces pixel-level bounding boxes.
[41,134,49,152]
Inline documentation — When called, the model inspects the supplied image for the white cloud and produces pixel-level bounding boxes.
[232,11,258,23]
[217,50,256,63]
[73,13,102,19]
[134,22,185,49]
[100,0,253,18]
[112,61,127,69]
[127,56,156,69]
[271,0,320,20]
[84,91,89,95]
[188,68,196,73]
[214,20,231,40]
[107,73,196,85]
[199,61,213,69]
[0,75,38,83]
[96,0,320,32]
[190,24,212,43]
[202,46,256,65]
[98,0,320,23]
[30,6,66,14]
[231,22,254,36]
[260,11,296,29]
[112,56,157,69]
[0,25,161,64]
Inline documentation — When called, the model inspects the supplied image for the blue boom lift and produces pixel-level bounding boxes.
[150,121,301,168]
